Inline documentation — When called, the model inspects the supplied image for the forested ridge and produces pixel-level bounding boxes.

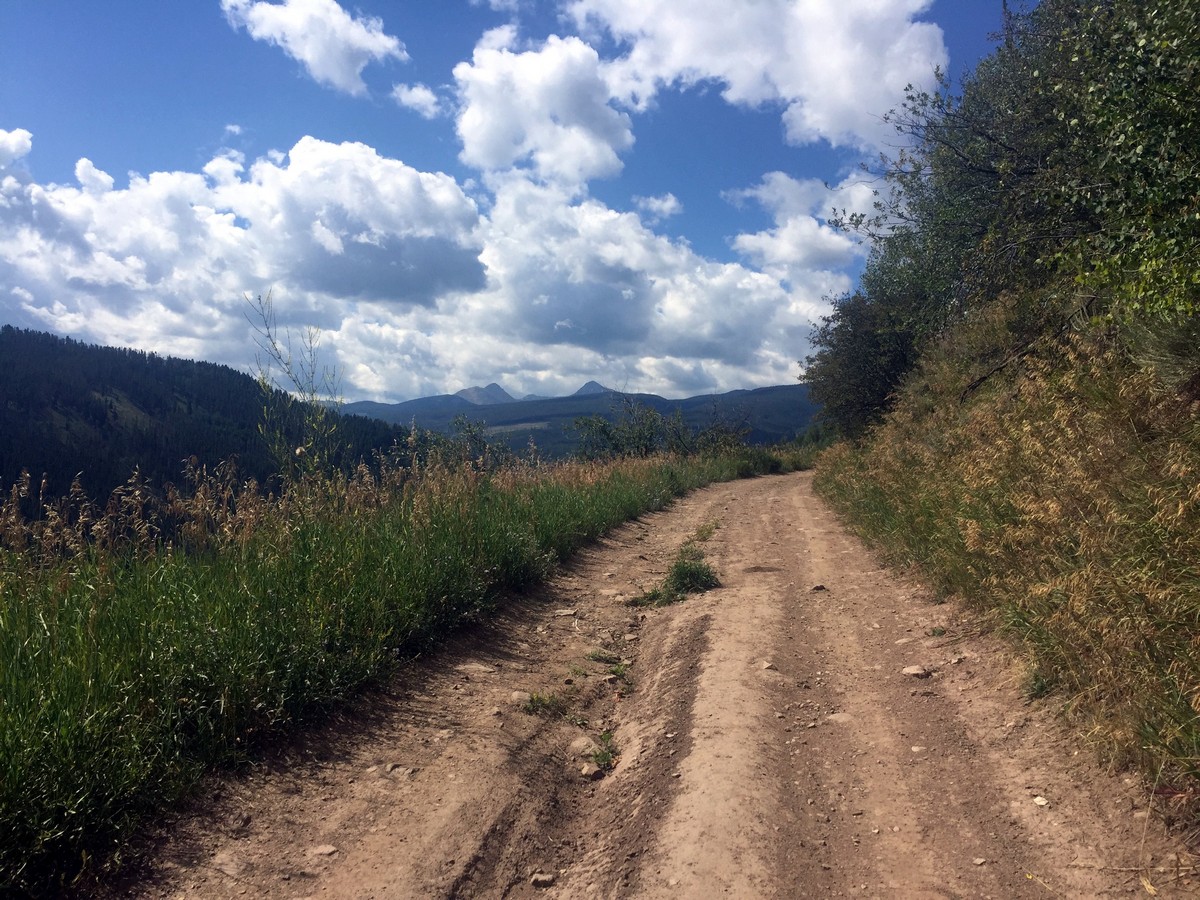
[808,1,1200,796]
[0,325,405,502]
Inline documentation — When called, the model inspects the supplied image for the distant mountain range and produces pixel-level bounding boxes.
[0,326,817,501]
[450,379,611,407]
[346,380,816,457]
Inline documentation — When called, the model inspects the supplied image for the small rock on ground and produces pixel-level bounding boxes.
[569,736,602,759]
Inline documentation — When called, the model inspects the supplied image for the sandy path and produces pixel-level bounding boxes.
[114,472,1195,898]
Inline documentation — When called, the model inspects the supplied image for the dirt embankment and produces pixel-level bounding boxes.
[112,472,1195,898]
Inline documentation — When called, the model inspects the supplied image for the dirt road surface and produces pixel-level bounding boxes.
[115,472,1196,898]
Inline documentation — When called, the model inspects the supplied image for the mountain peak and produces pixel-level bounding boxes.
[454,383,515,405]
[573,380,614,396]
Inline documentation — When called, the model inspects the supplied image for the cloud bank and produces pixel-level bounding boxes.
[569,0,945,149]
[0,0,950,400]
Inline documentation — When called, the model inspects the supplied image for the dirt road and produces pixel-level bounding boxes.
[119,472,1195,898]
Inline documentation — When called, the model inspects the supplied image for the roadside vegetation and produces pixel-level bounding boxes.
[805,2,1200,801]
[0,371,786,894]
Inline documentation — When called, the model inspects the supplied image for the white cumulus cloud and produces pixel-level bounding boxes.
[0,137,850,400]
[75,159,115,194]
[454,34,634,188]
[392,83,442,118]
[221,0,407,96]
[459,175,833,395]
[0,128,33,168]
[568,0,946,150]
[729,171,872,288]
[633,192,681,223]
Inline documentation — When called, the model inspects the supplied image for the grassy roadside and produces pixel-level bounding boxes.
[812,325,1200,803]
[0,450,777,894]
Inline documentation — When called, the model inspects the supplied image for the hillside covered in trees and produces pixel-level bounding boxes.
[0,326,407,502]
[807,1,1200,792]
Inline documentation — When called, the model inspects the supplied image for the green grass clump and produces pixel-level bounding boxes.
[522,692,569,718]
[0,447,778,893]
[589,731,618,771]
[666,544,720,595]
[607,662,631,683]
[631,539,720,608]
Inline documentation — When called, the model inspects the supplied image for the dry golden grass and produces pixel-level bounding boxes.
[816,306,1200,797]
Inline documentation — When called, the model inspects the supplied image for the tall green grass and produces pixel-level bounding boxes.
[0,451,775,893]
[814,318,1200,800]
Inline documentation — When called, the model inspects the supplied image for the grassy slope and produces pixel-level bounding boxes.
[0,450,783,894]
[813,310,1200,798]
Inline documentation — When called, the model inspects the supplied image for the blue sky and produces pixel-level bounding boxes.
[1,0,1005,401]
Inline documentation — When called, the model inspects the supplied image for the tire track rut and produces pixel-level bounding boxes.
[112,473,1195,899]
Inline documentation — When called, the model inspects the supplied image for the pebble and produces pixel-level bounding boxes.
[510,690,533,705]
[554,608,577,617]
[306,845,338,858]
[901,665,930,678]
[531,872,556,887]
[581,762,605,780]
[569,736,601,759]
[456,662,497,675]
[212,851,244,877]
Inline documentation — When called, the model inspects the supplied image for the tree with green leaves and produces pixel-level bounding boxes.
[804,0,1200,434]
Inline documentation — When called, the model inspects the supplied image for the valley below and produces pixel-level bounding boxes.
[110,472,1195,898]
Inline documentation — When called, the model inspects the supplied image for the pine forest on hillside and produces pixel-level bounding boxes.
[0,325,408,504]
